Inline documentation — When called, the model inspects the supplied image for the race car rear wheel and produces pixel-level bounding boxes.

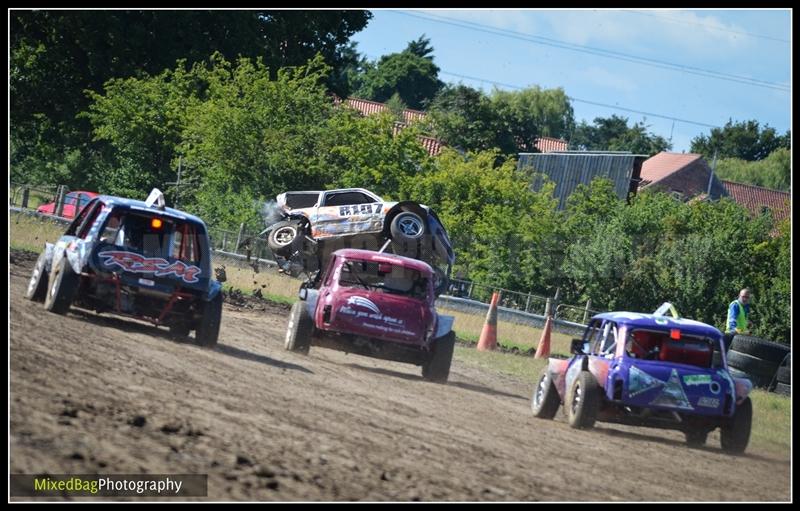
[25,251,50,302]
[720,397,752,454]
[567,371,600,429]
[268,221,303,256]
[195,293,222,348]
[44,255,78,315]
[285,301,312,354]
[531,369,560,419]
[389,212,426,258]
[422,331,455,383]
[390,211,426,241]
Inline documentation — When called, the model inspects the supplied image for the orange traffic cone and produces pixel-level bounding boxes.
[534,315,552,359]
[477,292,500,351]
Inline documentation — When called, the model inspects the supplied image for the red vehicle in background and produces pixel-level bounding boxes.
[36,190,99,219]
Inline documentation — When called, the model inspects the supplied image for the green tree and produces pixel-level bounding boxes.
[81,61,204,198]
[404,149,559,292]
[690,119,790,161]
[491,86,575,152]
[325,111,433,196]
[356,36,444,109]
[11,10,371,186]
[714,147,791,191]
[427,84,514,153]
[571,115,671,155]
[426,84,575,155]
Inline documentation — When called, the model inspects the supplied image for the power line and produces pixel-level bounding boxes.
[437,70,722,129]
[362,50,724,128]
[620,10,790,44]
[391,10,790,92]
[402,10,789,90]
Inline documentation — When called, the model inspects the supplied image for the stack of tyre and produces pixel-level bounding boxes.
[726,334,790,394]
[773,353,791,396]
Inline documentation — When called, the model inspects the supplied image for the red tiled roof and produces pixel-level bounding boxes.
[349,97,443,157]
[418,135,444,156]
[640,152,703,185]
[534,136,569,152]
[345,97,427,124]
[391,122,444,157]
[721,180,791,224]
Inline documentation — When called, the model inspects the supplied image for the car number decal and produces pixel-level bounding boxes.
[338,203,382,216]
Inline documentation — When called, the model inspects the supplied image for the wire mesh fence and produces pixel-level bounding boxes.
[9,183,61,210]
[10,182,603,324]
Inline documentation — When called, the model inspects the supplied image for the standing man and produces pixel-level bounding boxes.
[723,288,751,350]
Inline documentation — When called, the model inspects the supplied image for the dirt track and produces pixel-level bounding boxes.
[9,250,790,501]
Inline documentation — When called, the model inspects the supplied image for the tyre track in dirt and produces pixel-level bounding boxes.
[9,251,790,501]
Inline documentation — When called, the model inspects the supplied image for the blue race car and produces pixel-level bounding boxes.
[25,189,223,347]
[531,307,753,454]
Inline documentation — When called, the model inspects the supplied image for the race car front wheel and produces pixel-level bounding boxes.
[268,221,303,256]
[44,255,78,314]
[531,369,560,419]
[25,251,50,302]
[285,301,312,354]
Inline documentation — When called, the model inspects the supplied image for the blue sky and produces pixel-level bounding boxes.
[351,9,791,153]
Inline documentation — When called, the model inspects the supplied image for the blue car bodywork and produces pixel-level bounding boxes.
[26,192,222,340]
[532,311,754,453]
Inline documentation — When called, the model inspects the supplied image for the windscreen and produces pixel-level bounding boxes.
[284,193,319,209]
[339,259,428,300]
[99,212,203,264]
[625,329,720,369]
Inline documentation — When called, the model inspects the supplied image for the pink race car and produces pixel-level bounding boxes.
[284,248,456,383]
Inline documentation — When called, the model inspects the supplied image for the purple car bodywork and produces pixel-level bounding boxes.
[535,311,754,452]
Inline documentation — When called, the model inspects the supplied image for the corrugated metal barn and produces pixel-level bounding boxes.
[518,151,648,210]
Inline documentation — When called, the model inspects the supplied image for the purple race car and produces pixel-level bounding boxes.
[531,310,753,454]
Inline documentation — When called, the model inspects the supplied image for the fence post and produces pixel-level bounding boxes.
[583,299,592,324]
[54,185,66,217]
[467,281,473,299]
[21,187,30,209]
[545,297,552,318]
[235,223,245,255]
[525,293,531,313]
[222,231,228,252]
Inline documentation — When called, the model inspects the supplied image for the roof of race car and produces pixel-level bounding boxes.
[333,249,434,274]
[96,195,207,226]
[590,311,723,338]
